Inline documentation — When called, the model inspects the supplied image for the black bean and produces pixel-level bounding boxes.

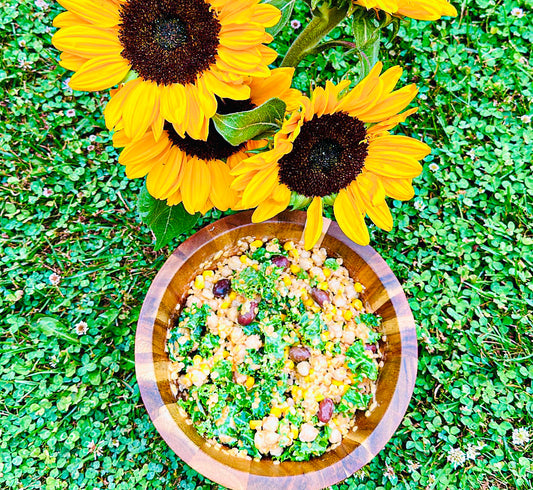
[213,279,231,297]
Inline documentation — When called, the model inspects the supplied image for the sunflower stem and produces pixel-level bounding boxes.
[281,3,349,68]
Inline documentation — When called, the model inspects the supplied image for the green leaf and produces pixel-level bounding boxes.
[137,185,200,251]
[212,97,286,146]
[264,0,296,37]
[34,316,80,344]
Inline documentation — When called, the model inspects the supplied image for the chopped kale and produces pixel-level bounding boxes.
[324,258,340,271]
[337,386,372,412]
[345,340,379,380]
[197,333,221,358]
[299,312,325,349]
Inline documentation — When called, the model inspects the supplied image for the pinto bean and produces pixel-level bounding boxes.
[271,255,290,268]
[318,398,335,423]
[237,301,258,326]
[311,288,330,307]
[289,346,311,363]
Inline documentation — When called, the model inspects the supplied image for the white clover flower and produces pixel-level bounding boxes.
[512,428,530,445]
[66,109,76,118]
[447,447,466,468]
[520,114,532,123]
[42,188,53,197]
[75,321,88,335]
[511,7,525,18]
[466,443,479,460]
[291,20,301,29]
[35,0,49,9]
[407,460,420,472]
[49,273,61,285]
[414,200,426,211]
[428,163,439,172]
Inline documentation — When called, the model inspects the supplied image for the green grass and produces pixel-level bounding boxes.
[1,0,532,488]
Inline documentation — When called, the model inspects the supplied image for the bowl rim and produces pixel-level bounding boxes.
[136,210,417,489]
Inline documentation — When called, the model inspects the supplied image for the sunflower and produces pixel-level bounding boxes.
[52,0,281,141]
[231,62,431,249]
[114,68,301,215]
[354,0,457,20]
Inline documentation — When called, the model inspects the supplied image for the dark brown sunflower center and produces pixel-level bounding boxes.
[152,17,189,50]
[165,98,256,161]
[278,112,369,197]
[119,0,221,85]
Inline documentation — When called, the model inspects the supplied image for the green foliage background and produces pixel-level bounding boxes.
[1,0,532,488]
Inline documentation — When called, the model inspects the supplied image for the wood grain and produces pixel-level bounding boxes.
[136,210,418,490]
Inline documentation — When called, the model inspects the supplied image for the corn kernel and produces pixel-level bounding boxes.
[250,420,262,430]
[354,282,364,293]
[352,299,363,310]
[250,239,263,248]
[324,313,333,322]
[332,380,343,387]
[304,376,311,383]
[343,310,353,321]
[284,241,294,251]
[289,249,299,259]
[291,427,299,438]
[193,355,202,364]
[325,341,334,352]
[304,298,314,308]
[332,417,340,426]
[239,255,248,264]
[322,330,330,340]
[311,306,321,314]
[220,301,230,309]
[194,276,205,289]
[331,305,337,314]
[282,276,292,286]
[290,264,301,274]
[323,268,332,278]
[315,393,325,402]
[271,406,282,418]
[245,376,255,389]
[252,264,259,271]
[229,291,237,300]
[277,380,284,386]
[222,350,230,358]
[280,313,287,321]
[318,281,329,291]
[201,364,210,375]
[203,270,214,278]
[286,360,295,369]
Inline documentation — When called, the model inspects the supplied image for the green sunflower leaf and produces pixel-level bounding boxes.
[264,0,296,37]
[137,185,200,251]
[212,97,286,146]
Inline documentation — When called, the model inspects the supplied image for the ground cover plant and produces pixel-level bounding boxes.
[0,0,532,488]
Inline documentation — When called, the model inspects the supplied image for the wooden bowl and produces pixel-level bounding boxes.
[136,210,417,489]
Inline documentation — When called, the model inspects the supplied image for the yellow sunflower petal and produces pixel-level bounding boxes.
[356,84,419,123]
[104,79,140,131]
[123,81,159,141]
[350,182,393,231]
[69,55,130,91]
[57,0,121,28]
[146,147,184,200]
[370,135,431,159]
[333,189,370,246]
[397,0,458,20]
[242,164,280,208]
[381,177,415,201]
[252,186,291,222]
[219,25,267,49]
[203,71,250,100]
[59,52,88,71]
[53,10,90,27]
[52,26,122,58]
[209,160,238,211]
[252,3,282,27]
[304,197,324,250]
[118,131,170,175]
[181,157,211,214]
